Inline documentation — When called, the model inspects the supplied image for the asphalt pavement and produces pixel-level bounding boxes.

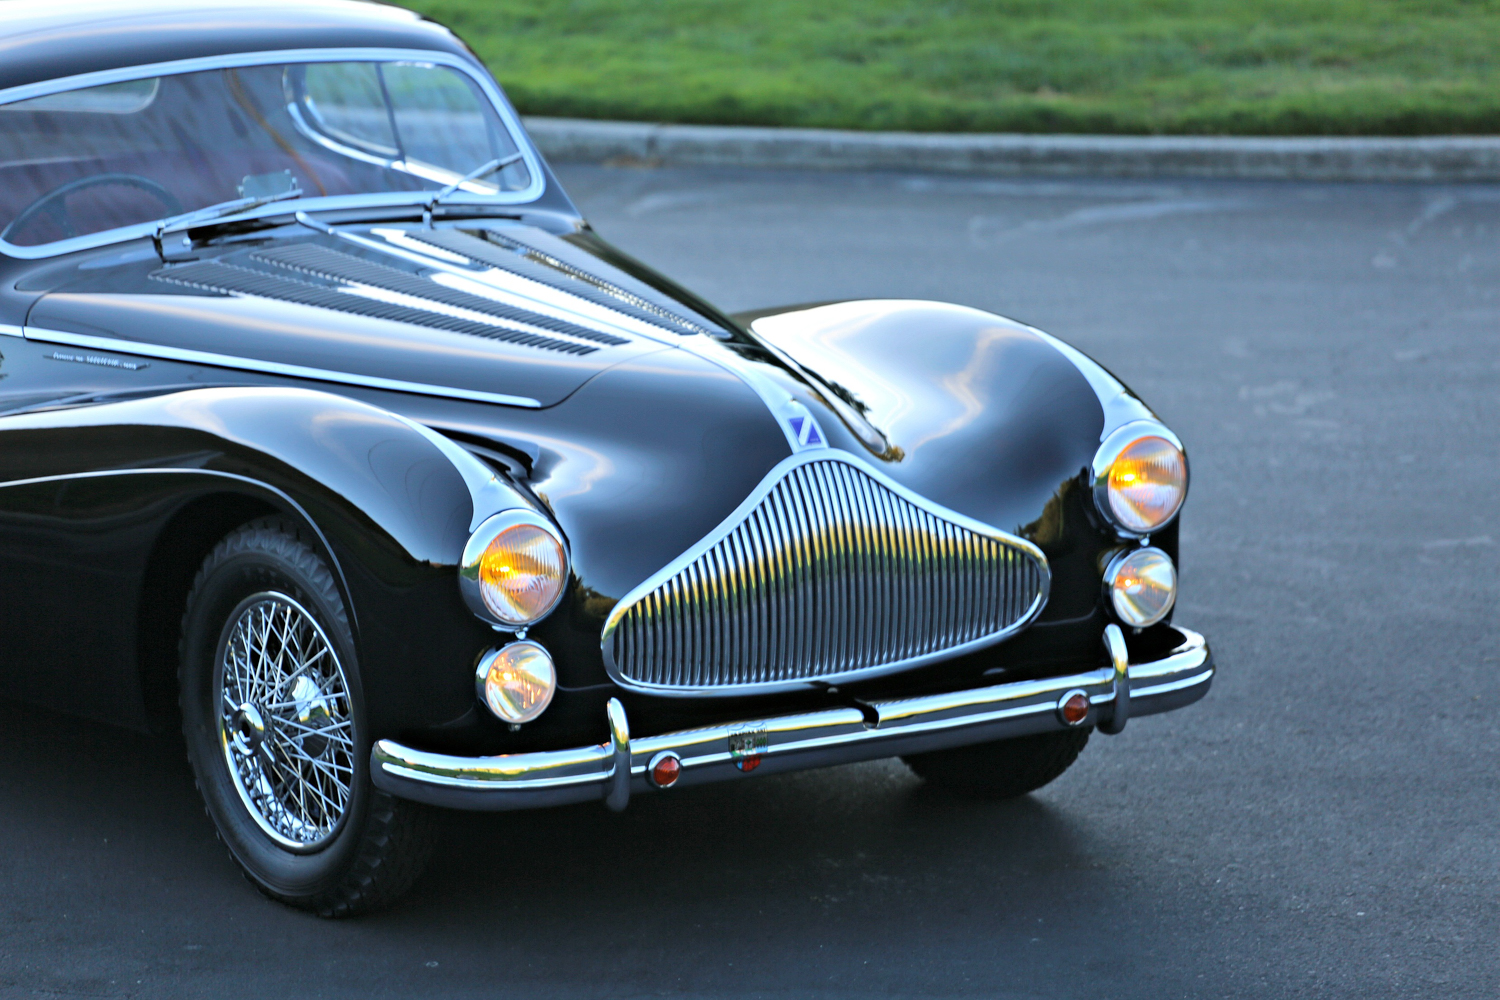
[2,165,1497,999]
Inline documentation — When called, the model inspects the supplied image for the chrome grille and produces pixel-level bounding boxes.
[603,453,1049,693]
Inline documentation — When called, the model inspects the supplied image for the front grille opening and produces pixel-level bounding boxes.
[607,456,1047,691]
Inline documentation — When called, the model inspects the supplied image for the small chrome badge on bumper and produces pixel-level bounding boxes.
[728,726,769,772]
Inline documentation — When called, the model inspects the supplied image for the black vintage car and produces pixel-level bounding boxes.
[0,0,1212,916]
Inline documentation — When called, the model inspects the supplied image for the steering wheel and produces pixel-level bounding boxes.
[1,173,184,243]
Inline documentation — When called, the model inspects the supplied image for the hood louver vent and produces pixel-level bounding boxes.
[150,259,601,355]
[407,229,716,337]
[250,244,628,347]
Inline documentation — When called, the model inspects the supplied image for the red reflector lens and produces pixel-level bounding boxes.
[1060,692,1091,725]
[650,754,681,787]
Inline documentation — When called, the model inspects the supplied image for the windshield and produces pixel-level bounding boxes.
[0,59,532,248]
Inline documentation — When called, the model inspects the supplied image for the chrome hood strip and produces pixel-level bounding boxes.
[20,326,544,408]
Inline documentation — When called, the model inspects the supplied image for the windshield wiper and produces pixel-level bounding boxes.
[155,186,304,241]
[423,152,524,226]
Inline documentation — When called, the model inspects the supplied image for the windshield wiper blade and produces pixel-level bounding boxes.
[423,152,524,226]
[156,186,304,238]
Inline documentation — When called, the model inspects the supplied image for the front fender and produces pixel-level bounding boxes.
[0,386,530,735]
[745,300,1113,536]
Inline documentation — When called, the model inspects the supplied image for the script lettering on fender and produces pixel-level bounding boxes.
[47,350,150,371]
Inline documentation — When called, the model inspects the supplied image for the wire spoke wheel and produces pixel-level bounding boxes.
[216,591,355,852]
[183,521,433,915]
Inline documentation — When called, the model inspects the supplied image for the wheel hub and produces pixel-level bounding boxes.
[231,702,269,756]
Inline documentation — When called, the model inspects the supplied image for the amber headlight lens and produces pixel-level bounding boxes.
[475,641,556,723]
[461,510,568,627]
[1104,546,1177,627]
[1094,424,1187,535]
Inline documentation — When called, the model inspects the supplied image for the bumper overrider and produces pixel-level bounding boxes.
[371,625,1212,812]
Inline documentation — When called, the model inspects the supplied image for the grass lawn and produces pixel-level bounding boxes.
[407,0,1500,135]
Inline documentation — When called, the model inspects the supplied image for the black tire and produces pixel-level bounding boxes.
[902,727,1091,799]
[179,517,433,916]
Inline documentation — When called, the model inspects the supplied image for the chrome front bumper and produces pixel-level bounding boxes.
[371,625,1213,812]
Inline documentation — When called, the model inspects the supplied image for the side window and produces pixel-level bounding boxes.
[383,63,509,174]
[297,63,399,158]
[287,62,530,193]
[0,78,160,115]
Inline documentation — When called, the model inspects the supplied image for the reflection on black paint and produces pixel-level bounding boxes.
[0,218,1158,757]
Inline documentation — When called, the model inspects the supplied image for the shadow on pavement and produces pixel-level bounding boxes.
[0,695,1178,998]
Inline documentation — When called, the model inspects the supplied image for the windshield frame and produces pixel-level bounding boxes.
[0,47,547,260]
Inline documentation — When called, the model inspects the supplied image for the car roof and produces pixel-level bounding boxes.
[0,0,472,96]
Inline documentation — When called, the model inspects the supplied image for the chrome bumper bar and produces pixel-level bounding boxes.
[371,626,1212,812]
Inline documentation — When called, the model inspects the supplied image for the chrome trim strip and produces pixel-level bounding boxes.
[0,466,349,613]
[22,326,543,408]
[599,448,1050,697]
[0,47,546,260]
[678,334,829,454]
[371,626,1212,811]
[0,324,23,338]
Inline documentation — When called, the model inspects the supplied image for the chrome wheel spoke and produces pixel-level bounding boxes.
[276,717,353,740]
[216,592,354,850]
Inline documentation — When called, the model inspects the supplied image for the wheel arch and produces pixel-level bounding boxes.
[133,480,353,736]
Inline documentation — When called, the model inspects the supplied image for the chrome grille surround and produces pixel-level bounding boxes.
[601,450,1050,696]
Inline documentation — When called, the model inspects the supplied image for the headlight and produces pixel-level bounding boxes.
[1104,546,1176,627]
[1092,422,1187,536]
[460,509,568,628]
[475,641,556,723]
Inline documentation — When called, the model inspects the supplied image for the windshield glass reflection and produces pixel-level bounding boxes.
[0,60,529,247]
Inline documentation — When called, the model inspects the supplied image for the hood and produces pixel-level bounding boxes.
[23,223,729,408]
[18,224,1114,653]
[419,296,1112,645]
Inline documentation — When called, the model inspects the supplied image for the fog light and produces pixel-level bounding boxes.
[1104,546,1177,628]
[649,751,682,788]
[475,641,556,724]
[1057,689,1091,726]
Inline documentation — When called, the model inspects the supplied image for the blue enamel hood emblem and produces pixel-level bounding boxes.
[774,400,826,453]
[787,414,823,448]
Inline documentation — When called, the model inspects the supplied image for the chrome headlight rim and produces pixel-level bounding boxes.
[1090,420,1189,539]
[459,508,570,628]
[1102,545,1177,628]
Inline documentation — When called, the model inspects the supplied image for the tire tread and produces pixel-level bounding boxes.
[902,727,1091,799]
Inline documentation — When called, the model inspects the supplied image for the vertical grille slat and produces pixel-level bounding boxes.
[607,455,1048,691]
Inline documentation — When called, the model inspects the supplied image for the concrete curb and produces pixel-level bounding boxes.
[524,116,1500,183]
